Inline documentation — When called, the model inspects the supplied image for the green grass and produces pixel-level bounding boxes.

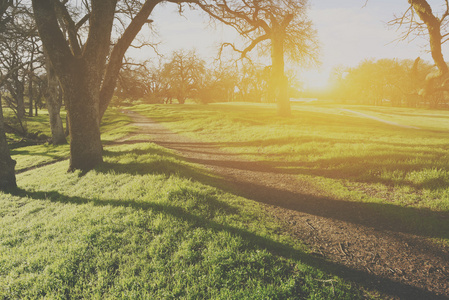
[340,105,449,131]
[7,107,133,172]
[1,141,367,299]
[133,102,449,245]
[0,106,374,298]
[3,108,62,142]
[4,102,448,298]
[100,108,136,142]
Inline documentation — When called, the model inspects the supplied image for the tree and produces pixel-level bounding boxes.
[391,0,449,96]
[0,0,17,190]
[197,61,237,103]
[196,0,318,116]
[45,53,67,145]
[32,0,164,171]
[235,62,268,102]
[114,59,154,102]
[0,2,43,125]
[0,1,66,143]
[330,58,434,107]
[161,49,206,104]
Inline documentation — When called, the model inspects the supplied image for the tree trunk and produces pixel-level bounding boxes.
[178,95,186,104]
[271,34,290,117]
[409,0,449,94]
[16,80,25,119]
[28,74,33,117]
[0,100,17,190]
[28,55,34,117]
[33,0,117,172]
[45,54,66,145]
[63,67,103,172]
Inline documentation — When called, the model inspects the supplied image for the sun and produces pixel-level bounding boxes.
[300,69,330,91]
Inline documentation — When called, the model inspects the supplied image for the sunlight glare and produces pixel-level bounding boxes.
[300,70,330,91]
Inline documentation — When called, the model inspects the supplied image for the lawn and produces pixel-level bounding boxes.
[0,107,370,299]
[133,102,449,245]
[8,108,132,172]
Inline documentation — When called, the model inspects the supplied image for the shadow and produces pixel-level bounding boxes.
[9,187,448,300]
[159,136,449,190]
[188,157,449,238]
[11,149,66,160]
[16,157,69,174]
[140,139,449,190]
[97,147,449,244]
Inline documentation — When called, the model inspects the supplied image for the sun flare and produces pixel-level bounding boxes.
[300,69,330,91]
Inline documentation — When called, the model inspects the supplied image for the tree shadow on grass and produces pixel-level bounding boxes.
[97,147,449,244]
[9,187,448,300]
[162,138,449,190]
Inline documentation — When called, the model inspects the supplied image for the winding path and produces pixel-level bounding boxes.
[115,110,449,299]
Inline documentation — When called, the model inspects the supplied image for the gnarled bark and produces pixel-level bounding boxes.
[33,0,116,171]
[0,101,17,190]
[45,53,66,145]
[33,0,163,171]
[64,63,103,171]
[0,0,16,190]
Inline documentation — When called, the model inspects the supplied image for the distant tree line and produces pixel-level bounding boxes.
[115,49,305,106]
[329,57,449,109]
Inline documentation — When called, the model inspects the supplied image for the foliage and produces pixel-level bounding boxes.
[197,0,318,64]
[329,58,445,108]
[196,62,238,104]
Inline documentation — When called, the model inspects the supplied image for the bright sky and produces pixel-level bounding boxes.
[134,0,442,90]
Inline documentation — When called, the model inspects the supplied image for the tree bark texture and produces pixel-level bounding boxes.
[0,101,17,190]
[33,0,116,171]
[64,65,103,172]
[45,55,66,145]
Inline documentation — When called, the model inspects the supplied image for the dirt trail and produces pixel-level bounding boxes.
[116,110,449,299]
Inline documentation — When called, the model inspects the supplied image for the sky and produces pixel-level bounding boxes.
[132,0,443,90]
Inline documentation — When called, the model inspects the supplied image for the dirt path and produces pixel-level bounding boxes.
[116,110,449,299]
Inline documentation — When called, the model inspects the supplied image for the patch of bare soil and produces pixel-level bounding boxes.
[116,110,449,299]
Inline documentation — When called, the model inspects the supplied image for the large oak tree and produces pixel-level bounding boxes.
[32,0,164,171]
[196,0,318,116]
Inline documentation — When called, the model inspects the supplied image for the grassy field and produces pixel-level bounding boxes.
[134,102,449,245]
[8,108,132,172]
[0,107,370,299]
